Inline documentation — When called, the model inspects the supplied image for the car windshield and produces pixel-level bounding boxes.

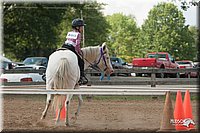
[111,58,119,63]
[23,58,43,65]
[148,54,166,59]
[177,62,191,65]
[14,66,34,70]
[1,61,12,70]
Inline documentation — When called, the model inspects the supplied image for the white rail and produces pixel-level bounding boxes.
[1,84,198,89]
[1,85,199,95]
[1,88,167,95]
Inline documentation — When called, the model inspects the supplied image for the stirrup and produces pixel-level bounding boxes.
[78,76,88,85]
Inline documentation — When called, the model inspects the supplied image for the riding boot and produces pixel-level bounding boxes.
[78,71,88,85]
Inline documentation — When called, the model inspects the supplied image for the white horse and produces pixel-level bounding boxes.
[40,42,113,126]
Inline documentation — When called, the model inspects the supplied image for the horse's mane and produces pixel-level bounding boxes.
[81,46,100,62]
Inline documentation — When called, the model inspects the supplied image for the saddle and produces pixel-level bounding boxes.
[56,47,68,51]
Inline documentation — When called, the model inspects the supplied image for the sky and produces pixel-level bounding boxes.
[96,0,198,27]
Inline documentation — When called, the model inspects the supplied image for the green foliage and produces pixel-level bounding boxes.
[171,0,199,11]
[188,26,199,61]
[3,3,66,61]
[82,2,109,46]
[3,1,198,62]
[56,2,109,47]
[3,2,108,61]
[106,13,139,62]
[136,2,196,60]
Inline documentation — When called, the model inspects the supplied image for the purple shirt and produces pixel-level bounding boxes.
[65,30,81,54]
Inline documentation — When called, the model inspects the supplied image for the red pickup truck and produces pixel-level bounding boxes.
[132,52,179,77]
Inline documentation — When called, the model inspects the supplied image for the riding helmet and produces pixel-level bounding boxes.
[72,18,86,28]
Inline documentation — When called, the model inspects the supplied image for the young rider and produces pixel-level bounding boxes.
[62,18,87,85]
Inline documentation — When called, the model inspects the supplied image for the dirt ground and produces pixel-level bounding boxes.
[2,94,199,132]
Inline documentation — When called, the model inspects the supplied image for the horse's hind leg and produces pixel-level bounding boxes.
[55,105,62,125]
[41,94,52,119]
[70,94,83,124]
[75,94,83,118]
[65,94,73,126]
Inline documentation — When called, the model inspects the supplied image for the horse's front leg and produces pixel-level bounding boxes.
[100,72,104,81]
[41,94,52,119]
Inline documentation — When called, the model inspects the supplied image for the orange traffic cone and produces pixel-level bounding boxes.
[60,106,66,120]
[158,91,175,132]
[174,90,187,131]
[183,90,195,130]
[55,102,66,121]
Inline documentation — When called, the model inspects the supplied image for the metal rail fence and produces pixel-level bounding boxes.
[1,85,198,95]
[1,68,199,87]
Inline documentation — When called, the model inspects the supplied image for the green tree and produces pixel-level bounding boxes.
[3,2,108,61]
[188,26,199,61]
[56,2,109,47]
[170,0,199,10]
[106,13,139,62]
[136,2,196,60]
[3,3,65,61]
[83,2,109,46]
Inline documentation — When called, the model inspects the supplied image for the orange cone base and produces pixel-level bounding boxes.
[174,91,187,131]
[56,107,66,121]
[175,125,187,131]
[183,90,196,130]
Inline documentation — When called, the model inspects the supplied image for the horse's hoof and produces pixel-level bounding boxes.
[71,116,77,120]
[70,117,77,124]
[65,123,70,127]
[40,115,45,120]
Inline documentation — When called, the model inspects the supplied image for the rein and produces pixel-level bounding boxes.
[82,47,108,72]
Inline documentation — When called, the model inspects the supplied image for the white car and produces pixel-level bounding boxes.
[0,65,46,83]
[14,65,46,70]
[0,55,13,70]
[176,60,198,78]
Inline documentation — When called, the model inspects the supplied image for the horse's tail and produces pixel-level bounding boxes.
[52,58,70,112]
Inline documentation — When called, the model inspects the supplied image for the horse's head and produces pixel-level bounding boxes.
[82,42,114,75]
[97,42,114,75]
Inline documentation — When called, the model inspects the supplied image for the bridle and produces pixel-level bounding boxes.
[82,46,109,72]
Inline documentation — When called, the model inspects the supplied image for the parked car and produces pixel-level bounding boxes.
[23,57,48,68]
[0,73,45,83]
[110,57,129,69]
[0,55,13,70]
[110,57,131,76]
[132,52,179,78]
[0,65,46,83]
[14,65,46,70]
[194,62,200,68]
[176,60,198,78]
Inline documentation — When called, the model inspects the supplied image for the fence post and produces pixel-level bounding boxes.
[176,72,180,78]
[188,72,191,78]
[151,69,156,87]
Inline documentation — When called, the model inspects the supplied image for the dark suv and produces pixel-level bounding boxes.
[110,57,128,69]
[23,57,48,68]
[110,57,131,76]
